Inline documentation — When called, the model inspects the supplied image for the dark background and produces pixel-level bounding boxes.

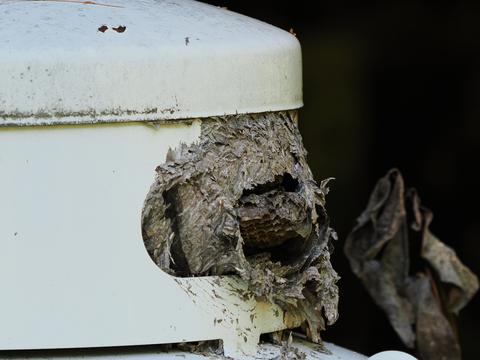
[202,1,480,358]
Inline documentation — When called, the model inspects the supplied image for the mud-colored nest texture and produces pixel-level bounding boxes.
[142,111,339,341]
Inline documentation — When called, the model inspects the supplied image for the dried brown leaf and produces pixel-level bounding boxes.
[345,169,478,359]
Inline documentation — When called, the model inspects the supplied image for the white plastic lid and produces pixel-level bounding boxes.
[0,0,302,126]
[369,351,417,360]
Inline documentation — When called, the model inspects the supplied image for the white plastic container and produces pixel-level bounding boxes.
[0,1,414,359]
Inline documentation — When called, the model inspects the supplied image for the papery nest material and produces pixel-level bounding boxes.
[142,111,339,343]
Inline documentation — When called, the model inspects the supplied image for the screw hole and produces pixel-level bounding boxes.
[112,25,126,33]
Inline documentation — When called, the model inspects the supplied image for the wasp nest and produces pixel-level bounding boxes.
[142,111,339,342]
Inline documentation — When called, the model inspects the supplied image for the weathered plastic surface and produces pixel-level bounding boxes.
[0,122,416,360]
[0,0,302,126]
[0,122,296,359]
[0,340,368,360]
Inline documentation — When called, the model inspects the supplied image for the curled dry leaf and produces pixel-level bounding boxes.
[345,169,478,360]
[142,112,339,343]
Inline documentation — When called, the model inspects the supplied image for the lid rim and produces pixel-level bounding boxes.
[0,102,304,127]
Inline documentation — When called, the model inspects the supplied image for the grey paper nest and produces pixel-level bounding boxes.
[142,111,339,342]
